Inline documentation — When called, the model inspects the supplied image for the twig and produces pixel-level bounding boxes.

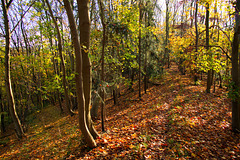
[10,1,36,34]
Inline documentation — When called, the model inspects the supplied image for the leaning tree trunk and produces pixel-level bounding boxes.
[45,0,74,116]
[78,0,99,137]
[1,0,24,138]
[63,0,96,148]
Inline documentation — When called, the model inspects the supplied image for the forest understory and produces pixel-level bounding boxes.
[0,63,239,159]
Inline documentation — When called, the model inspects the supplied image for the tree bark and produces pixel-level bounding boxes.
[97,0,106,132]
[194,0,198,83]
[1,0,24,139]
[165,0,170,68]
[78,0,99,137]
[138,0,142,100]
[0,88,6,133]
[232,0,240,132]
[63,0,96,148]
[206,2,211,93]
[144,9,148,94]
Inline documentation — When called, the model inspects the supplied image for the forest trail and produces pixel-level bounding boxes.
[1,63,240,159]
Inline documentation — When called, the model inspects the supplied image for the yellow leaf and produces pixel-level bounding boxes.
[129,144,135,149]
[191,153,196,157]
[132,133,137,138]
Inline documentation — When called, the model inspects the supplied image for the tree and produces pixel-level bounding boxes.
[231,0,240,132]
[98,0,106,132]
[1,0,25,138]
[138,0,142,99]
[45,0,74,116]
[63,0,97,148]
[194,0,198,83]
[0,87,6,133]
[78,0,99,138]
[206,2,211,93]
[165,0,170,68]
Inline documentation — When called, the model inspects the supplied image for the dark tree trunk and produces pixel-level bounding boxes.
[0,88,6,133]
[231,0,240,132]
[206,2,211,93]
[138,0,142,100]
[194,0,198,84]
[98,0,106,132]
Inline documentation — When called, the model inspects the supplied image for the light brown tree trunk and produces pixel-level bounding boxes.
[78,0,99,137]
[1,0,24,138]
[63,0,96,148]
[45,0,74,116]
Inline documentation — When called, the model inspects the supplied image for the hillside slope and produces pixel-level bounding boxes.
[1,64,239,159]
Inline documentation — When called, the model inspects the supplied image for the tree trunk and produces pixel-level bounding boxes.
[0,88,6,133]
[165,0,170,68]
[63,0,96,148]
[232,0,240,132]
[78,0,99,137]
[1,0,24,139]
[45,0,74,116]
[144,9,148,94]
[52,49,64,113]
[138,0,142,100]
[206,2,211,93]
[194,0,198,84]
[98,0,106,132]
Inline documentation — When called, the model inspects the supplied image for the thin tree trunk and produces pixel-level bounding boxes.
[206,2,211,93]
[144,10,148,94]
[63,0,96,148]
[232,0,240,132]
[45,0,74,116]
[138,0,142,100]
[98,0,106,132]
[194,0,198,84]
[0,88,6,133]
[1,0,25,138]
[165,0,170,68]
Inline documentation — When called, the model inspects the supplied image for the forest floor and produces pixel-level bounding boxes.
[1,63,240,159]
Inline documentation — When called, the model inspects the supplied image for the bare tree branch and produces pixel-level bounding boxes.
[6,0,14,9]
[198,24,231,44]
[10,1,35,34]
[0,33,4,37]
[198,45,231,60]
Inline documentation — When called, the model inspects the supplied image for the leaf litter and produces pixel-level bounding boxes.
[1,64,240,159]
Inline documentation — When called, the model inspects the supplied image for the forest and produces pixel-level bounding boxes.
[1,0,240,159]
